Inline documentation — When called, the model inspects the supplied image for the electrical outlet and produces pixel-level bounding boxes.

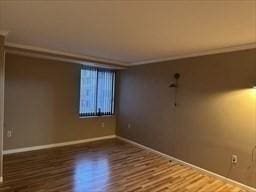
[7,130,12,138]
[232,154,238,164]
[128,123,131,129]
[101,122,105,128]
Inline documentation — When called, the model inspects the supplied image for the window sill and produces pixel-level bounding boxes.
[79,115,115,119]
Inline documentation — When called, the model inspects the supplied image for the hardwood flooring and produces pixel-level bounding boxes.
[0,139,248,192]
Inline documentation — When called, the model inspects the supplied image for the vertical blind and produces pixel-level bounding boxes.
[79,67,115,116]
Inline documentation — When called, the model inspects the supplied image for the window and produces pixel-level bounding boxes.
[79,67,115,117]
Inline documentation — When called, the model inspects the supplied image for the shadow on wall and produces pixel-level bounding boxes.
[4,54,116,150]
[116,50,256,187]
[171,87,256,186]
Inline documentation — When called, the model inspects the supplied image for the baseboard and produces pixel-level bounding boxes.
[0,177,3,182]
[116,136,256,192]
[3,135,116,155]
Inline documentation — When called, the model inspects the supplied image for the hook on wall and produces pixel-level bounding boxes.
[169,73,180,107]
[169,73,180,88]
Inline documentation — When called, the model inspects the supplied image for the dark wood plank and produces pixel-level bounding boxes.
[0,139,247,192]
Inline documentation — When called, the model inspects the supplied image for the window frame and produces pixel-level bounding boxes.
[79,66,116,118]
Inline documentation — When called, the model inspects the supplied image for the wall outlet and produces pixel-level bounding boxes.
[7,130,12,138]
[127,123,131,129]
[101,122,105,128]
[232,154,238,164]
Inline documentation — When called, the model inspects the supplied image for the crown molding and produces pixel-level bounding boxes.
[131,43,256,66]
[4,41,256,68]
[5,42,128,70]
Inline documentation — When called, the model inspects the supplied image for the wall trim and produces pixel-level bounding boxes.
[4,42,127,70]
[116,136,256,192]
[4,42,256,68]
[131,43,256,66]
[3,135,116,155]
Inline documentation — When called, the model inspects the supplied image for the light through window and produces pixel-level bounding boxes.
[79,67,115,117]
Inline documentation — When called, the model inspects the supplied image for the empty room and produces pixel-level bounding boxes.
[0,0,256,191]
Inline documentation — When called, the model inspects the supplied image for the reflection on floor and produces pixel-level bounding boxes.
[0,139,248,192]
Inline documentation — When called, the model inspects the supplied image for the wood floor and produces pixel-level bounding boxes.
[0,139,248,192]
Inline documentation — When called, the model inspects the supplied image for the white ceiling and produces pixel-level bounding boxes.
[0,0,256,66]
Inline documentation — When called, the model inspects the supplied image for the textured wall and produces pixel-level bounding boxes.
[4,54,116,150]
[117,49,256,187]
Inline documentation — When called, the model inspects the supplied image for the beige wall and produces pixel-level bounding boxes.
[4,54,116,150]
[0,36,6,179]
[117,49,256,187]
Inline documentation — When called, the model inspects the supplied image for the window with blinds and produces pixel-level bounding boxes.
[79,67,115,117]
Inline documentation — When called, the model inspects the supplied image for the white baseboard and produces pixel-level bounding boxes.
[3,135,116,155]
[116,136,256,192]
